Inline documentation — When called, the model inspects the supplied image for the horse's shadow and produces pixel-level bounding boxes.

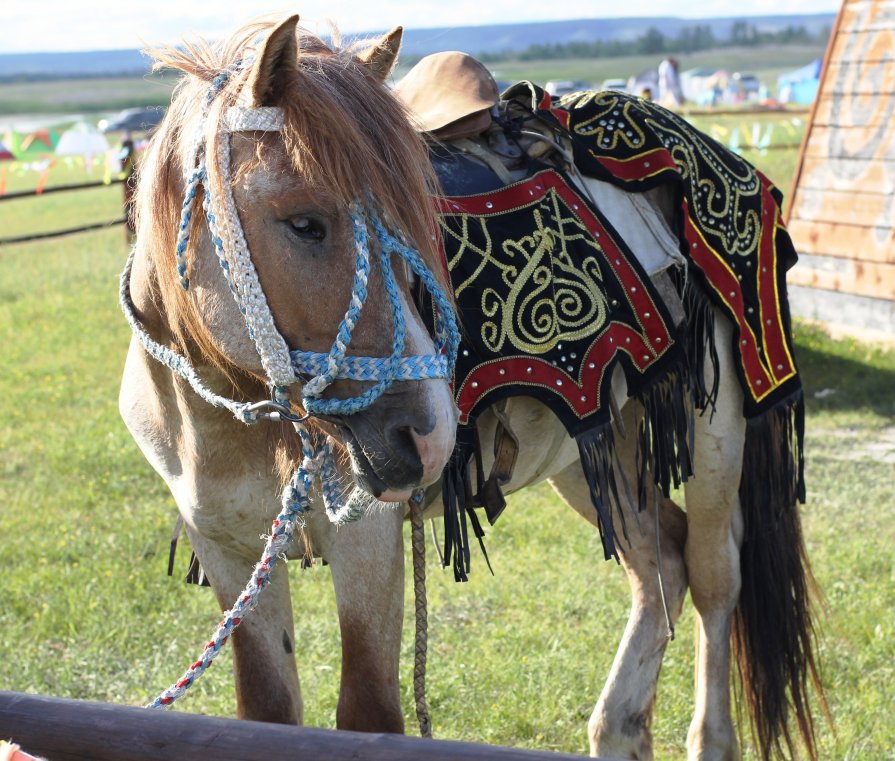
[794,323,895,418]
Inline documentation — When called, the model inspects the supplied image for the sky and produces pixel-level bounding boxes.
[3,0,840,54]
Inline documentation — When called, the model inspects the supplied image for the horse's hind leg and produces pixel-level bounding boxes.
[308,505,406,733]
[683,316,746,761]
[186,529,304,724]
[549,403,688,760]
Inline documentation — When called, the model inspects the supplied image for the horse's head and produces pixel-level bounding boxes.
[133,15,458,503]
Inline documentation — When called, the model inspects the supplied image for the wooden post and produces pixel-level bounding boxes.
[0,691,593,761]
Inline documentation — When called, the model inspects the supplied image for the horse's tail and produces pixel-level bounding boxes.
[734,394,827,761]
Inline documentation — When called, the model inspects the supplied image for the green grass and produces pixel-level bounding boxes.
[0,74,177,114]
[1,128,893,759]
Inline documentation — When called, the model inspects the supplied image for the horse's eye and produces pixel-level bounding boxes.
[288,216,326,241]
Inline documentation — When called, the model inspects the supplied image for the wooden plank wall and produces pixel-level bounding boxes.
[785,0,895,338]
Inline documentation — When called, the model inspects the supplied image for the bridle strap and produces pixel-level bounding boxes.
[221,106,285,132]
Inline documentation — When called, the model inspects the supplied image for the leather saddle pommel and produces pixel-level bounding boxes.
[395,51,500,141]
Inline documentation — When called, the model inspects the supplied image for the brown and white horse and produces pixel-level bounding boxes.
[120,14,823,761]
[120,14,457,730]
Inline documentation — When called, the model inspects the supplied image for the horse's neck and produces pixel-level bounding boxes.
[121,249,279,509]
[128,243,168,337]
[122,336,275,484]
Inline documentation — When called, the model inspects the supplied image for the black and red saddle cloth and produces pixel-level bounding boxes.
[432,83,805,581]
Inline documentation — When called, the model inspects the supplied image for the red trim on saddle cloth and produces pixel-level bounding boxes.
[436,169,673,425]
[585,146,679,182]
[538,90,571,130]
[453,322,660,423]
[683,187,796,403]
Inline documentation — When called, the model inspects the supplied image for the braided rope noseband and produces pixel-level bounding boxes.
[120,55,458,708]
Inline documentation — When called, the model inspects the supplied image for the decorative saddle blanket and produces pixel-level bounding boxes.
[432,83,804,581]
[437,163,680,436]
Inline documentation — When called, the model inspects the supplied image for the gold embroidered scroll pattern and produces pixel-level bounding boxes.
[567,91,763,260]
[559,91,649,153]
[468,189,608,355]
[648,110,762,259]
[440,214,493,297]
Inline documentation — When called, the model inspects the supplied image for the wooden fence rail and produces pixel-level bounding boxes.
[0,178,124,201]
[0,177,131,246]
[0,691,594,761]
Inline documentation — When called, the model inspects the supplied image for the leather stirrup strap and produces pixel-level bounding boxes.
[481,399,519,524]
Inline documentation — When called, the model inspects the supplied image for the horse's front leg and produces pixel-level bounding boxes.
[309,505,406,733]
[186,527,303,724]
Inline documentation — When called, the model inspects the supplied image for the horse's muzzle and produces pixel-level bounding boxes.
[341,413,429,498]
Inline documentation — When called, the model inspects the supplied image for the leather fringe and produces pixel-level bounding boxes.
[441,430,493,582]
[682,277,721,415]
[635,366,695,506]
[185,551,210,587]
[168,515,211,586]
[575,423,627,561]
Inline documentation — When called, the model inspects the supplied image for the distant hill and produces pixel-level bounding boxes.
[395,14,835,58]
[0,14,835,79]
[0,49,150,79]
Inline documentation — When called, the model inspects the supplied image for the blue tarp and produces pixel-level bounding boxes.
[778,58,823,104]
[778,58,823,85]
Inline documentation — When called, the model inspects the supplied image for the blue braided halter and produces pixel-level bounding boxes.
[167,58,458,416]
[290,203,458,416]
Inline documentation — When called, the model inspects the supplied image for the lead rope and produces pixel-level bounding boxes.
[149,419,319,707]
[410,488,433,738]
[654,487,675,641]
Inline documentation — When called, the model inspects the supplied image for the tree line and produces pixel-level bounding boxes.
[474,21,831,63]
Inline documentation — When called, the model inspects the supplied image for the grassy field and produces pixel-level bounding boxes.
[454,44,826,92]
[0,108,893,759]
[0,74,177,114]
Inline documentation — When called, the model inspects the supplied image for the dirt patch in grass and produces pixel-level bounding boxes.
[827,426,895,464]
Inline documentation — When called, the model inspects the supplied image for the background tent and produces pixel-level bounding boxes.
[5,128,60,159]
[55,122,109,158]
[627,67,658,97]
[778,58,822,105]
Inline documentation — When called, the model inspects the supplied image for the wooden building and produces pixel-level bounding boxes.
[785,0,895,342]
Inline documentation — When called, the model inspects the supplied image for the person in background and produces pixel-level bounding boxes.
[118,134,137,242]
[657,58,685,107]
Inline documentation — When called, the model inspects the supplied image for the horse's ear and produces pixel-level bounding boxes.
[245,15,300,107]
[357,26,403,82]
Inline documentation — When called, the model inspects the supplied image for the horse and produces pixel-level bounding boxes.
[119,15,823,761]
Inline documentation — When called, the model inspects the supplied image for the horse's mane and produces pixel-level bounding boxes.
[133,16,445,385]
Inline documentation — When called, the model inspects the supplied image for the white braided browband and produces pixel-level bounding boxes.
[205,112,295,386]
[222,106,285,133]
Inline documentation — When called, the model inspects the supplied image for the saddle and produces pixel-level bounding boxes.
[394,51,500,141]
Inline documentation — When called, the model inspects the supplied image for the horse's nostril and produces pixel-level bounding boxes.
[393,425,423,458]
[403,410,436,438]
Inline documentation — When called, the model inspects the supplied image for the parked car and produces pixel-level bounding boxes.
[99,107,166,134]
[600,78,628,93]
[732,72,761,94]
[544,79,592,96]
